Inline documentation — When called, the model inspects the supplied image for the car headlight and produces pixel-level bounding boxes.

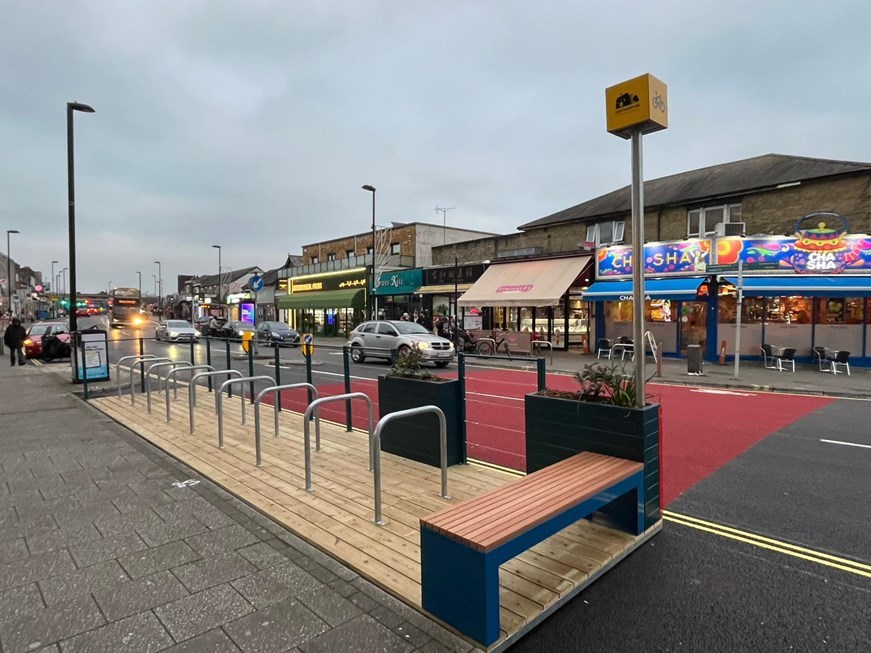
[448,342,455,350]
[272,332,281,337]
[24,338,33,346]
[168,332,178,338]
[417,341,430,350]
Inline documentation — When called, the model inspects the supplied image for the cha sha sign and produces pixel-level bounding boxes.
[792,212,850,273]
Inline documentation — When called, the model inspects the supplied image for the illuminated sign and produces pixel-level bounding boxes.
[597,240,712,277]
[291,270,368,294]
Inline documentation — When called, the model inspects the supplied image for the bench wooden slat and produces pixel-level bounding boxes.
[421,452,642,552]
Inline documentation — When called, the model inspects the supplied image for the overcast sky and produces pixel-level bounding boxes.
[2,0,870,294]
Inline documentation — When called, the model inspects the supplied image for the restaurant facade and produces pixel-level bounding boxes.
[584,213,871,364]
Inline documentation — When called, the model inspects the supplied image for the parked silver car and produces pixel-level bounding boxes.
[346,320,455,367]
[155,320,200,342]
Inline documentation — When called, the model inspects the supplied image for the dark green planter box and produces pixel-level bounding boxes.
[378,376,465,467]
[525,393,661,531]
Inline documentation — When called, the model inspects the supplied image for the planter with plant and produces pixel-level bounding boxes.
[525,362,661,530]
[377,348,465,467]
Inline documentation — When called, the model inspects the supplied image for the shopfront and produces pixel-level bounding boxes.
[374,268,422,320]
[587,215,871,362]
[277,268,368,337]
[417,263,485,327]
[456,256,592,350]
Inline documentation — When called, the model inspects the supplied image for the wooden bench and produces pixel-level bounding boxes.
[420,451,644,646]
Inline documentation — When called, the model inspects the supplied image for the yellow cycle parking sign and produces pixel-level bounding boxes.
[301,333,314,357]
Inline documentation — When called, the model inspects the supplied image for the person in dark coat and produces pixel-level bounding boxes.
[3,317,27,366]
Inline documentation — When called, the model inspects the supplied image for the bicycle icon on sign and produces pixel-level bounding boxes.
[652,92,666,112]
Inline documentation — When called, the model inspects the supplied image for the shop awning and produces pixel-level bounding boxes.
[277,288,365,310]
[457,256,591,307]
[724,275,871,297]
[583,277,704,301]
[416,283,474,294]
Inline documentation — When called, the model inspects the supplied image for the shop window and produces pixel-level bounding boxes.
[718,296,765,323]
[766,296,812,324]
[687,203,741,238]
[586,220,625,246]
[646,299,676,322]
[390,242,401,255]
[605,300,633,324]
[815,297,864,324]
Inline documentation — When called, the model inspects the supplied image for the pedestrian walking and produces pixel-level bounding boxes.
[3,317,27,366]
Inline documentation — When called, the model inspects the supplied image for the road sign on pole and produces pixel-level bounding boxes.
[301,333,314,357]
[250,275,264,292]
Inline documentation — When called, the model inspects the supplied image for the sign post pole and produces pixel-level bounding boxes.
[630,127,645,407]
[732,259,743,379]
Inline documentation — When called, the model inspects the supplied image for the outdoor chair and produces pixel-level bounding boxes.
[596,338,613,359]
[775,347,796,373]
[760,344,776,369]
[831,350,851,376]
[812,346,830,372]
[614,335,635,360]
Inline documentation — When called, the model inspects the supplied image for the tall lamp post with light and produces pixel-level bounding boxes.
[6,230,20,317]
[154,260,162,315]
[212,245,222,317]
[136,271,142,308]
[67,101,95,334]
[51,260,58,317]
[362,185,376,319]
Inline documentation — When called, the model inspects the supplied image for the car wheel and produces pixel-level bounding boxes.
[350,346,365,363]
[397,344,411,355]
[155,331,161,341]
[434,361,449,368]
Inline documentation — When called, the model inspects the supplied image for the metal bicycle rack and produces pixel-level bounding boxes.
[252,383,319,467]
[128,357,172,404]
[302,393,374,492]
[216,376,275,448]
[531,340,554,364]
[187,369,243,433]
[116,355,157,396]
[164,365,215,422]
[143,361,192,412]
[371,406,450,526]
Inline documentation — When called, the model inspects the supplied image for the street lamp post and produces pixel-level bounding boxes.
[62,268,68,313]
[51,260,58,317]
[212,245,222,317]
[362,185,376,320]
[6,230,20,317]
[154,261,162,313]
[136,271,142,303]
[67,100,95,334]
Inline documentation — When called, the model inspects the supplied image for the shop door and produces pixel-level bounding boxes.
[679,301,707,353]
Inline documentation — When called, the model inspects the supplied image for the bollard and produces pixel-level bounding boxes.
[225,337,232,397]
[138,337,146,393]
[305,349,313,411]
[343,345,352,432]
[247,344,255,403]
[190,339,196,365]
[206,338,213,391]
[274,346,281,411]
[536,356,546,392]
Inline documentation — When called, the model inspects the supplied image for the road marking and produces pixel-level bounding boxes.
[663,510,871,578]
[690,388,756,397]
[820,438,871,449]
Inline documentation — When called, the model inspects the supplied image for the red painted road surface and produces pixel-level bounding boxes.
[265,370,833,506]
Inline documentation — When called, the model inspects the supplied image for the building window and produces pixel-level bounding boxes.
[586,220,625,246]
[366,246,373,255]
[390,242,401,255]
[687,204,742,238]
[346,249,355,258]
[327,252,336,261]
[311,256,319,264]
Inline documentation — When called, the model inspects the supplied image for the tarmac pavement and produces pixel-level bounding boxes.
[0,359,478,653]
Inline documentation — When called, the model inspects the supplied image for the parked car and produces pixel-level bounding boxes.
[23,321,70,359]
[255,321,300,347]
[219,320,256,340]
[155,319,200,342]
[346,320,455,367]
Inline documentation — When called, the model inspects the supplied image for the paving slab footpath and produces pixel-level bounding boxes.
[0,359,478,653]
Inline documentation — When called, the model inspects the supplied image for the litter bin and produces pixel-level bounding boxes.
[71,329,110,384]
[686,344,703,375]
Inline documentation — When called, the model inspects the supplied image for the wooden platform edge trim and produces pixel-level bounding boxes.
[484,520,663,653]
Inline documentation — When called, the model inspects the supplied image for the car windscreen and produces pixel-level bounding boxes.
[271,325,294,332]
[166,321,190,328]
[394,322,431,335]
[28,325,49,335]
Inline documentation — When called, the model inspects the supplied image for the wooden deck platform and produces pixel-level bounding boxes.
[92,388,658,650]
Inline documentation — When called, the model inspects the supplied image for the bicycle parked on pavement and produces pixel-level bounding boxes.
[476,330,512,357]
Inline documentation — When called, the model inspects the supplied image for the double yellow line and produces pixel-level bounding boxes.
[663,510,871,579]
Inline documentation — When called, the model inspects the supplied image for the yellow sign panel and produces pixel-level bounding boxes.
[301,333,314,357]
[605,73,668,139]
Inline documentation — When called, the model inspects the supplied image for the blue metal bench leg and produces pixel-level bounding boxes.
[420,526,501,646]
[594,471,645,535]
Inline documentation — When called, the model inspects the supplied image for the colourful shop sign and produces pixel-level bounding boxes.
[597,214,871,278]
